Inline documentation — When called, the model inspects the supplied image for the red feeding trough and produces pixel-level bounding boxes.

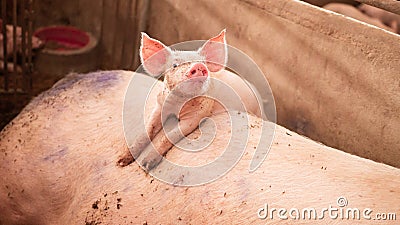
[33,26,98,76]
[34,26,95,53]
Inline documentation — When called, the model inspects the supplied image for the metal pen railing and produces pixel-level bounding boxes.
[0,0,34,95]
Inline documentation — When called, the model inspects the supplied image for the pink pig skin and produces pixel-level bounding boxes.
[0,70,399,225]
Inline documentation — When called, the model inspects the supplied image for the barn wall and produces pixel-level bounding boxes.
[146,0,400,167]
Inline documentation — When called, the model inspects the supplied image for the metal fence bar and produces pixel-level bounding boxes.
[27,0,33,92]
[12,0,17,94]
[20,0,27,92]
[0,0,33,94]
[2,0,8,92]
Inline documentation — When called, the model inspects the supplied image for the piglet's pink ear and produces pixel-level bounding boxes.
[140,33,171,76]
[198,29,227,72]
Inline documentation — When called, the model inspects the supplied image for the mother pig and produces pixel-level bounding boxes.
[0,70,399,225]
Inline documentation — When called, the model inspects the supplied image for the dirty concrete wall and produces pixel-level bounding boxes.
[146,0,400,168]
[34,0,147,70]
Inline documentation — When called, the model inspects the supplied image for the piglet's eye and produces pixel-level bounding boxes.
[172,63,179,68]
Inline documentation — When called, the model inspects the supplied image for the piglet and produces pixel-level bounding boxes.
[0,19,43,60]
[118,30,261,170]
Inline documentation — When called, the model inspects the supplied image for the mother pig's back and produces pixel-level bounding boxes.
[0,70,142,225]
[0,70,399,225]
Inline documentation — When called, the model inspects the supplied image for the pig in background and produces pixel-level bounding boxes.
[0,68,399,224]
[323,3,400,34]
[0,19,43,73]
[358,4,400,34]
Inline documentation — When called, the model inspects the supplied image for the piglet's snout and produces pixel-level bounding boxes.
[187,63,208,78]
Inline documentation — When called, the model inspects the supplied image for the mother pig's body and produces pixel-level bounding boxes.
[0,70,399,225]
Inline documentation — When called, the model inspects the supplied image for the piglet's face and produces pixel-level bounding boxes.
[163,61,210,96]
[140,30,227,96]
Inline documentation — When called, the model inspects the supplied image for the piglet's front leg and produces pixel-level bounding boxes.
[117,105,163,167]
[139,98,214,171]
[139,115,205,171]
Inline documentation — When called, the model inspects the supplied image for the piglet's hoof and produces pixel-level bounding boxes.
[117,152,134,167]
[140,151,163,171]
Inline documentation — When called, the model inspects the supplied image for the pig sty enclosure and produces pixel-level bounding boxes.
[1,0,399,167]
[0,0,399,223]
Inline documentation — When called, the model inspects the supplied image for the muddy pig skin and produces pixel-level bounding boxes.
[0,70,399,225]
